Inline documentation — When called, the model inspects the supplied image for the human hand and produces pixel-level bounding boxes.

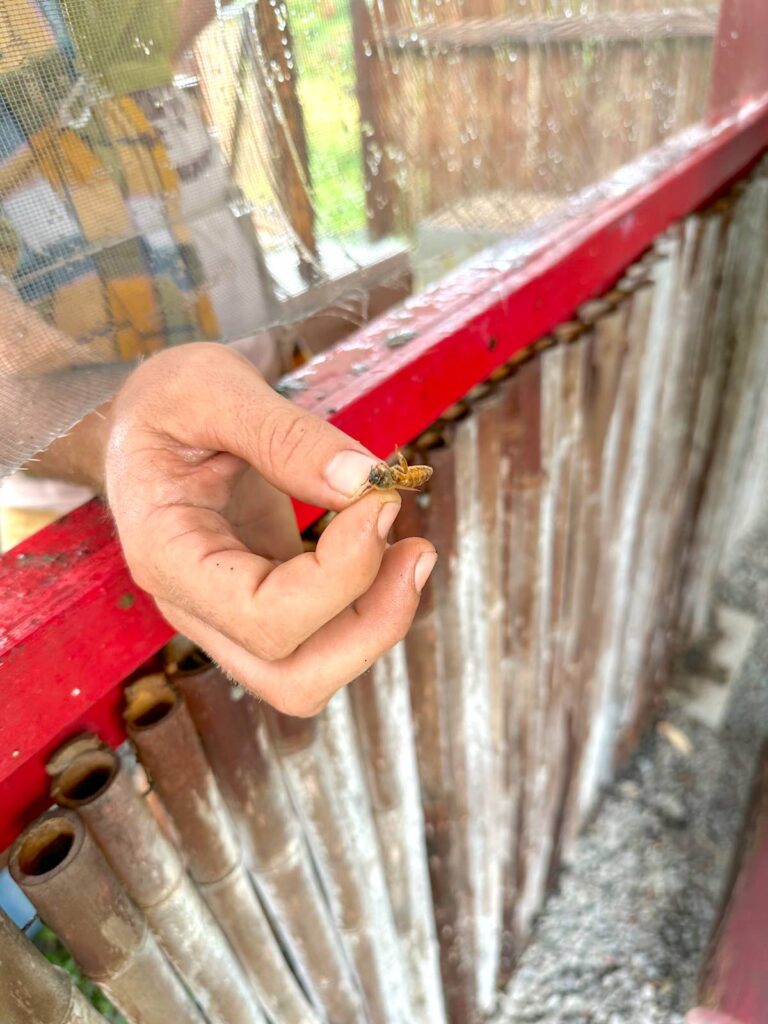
[103,343,436,716]
[228,330,283,383]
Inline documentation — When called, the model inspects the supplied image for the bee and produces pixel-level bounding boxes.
[354,450,433,500]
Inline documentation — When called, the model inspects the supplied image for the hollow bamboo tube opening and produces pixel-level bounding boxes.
[124,672,179,730]
[128,695,176,729]
[11,812,206,1024]
[53,750,117,808]
[14,815,77,878]
[164,635,210,674]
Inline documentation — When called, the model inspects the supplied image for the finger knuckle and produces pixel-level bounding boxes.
[250,626,296,663]
[275,688,327,718]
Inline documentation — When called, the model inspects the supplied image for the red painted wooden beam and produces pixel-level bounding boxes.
[1,95,768,851]
[0,505,172,849]
[699,751,768,1024]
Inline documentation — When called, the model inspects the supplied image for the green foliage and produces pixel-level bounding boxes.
[289,0,367,237]
[35,926,127,1022]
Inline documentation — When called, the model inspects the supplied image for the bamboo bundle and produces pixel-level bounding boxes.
[10,811,204,1024]
[171,652,367,1024]
[47,738,264,1024]
[123,674,319,1024]
[684,175,768,633]
[389,164,768,1017]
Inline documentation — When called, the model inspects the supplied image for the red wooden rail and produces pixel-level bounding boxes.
[700,750,768,1023]
[2,94,768,851]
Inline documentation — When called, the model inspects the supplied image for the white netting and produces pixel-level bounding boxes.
[0,0,721,477]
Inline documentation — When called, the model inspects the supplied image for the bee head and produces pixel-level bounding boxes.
[368,463,391,488]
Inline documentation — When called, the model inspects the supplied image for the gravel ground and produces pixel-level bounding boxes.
[493,529,768,1024]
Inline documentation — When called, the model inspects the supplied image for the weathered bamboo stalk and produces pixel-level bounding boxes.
[170,651,366,1024]
[573,239,679,820]
[350,643,447,1024]
[123,674,319,1024]
[470,392,507,1002]
[48,739,264,1024]
[558,306,631,853]
[397,444,479,1023]
[264,694,412,1024]
[515,340,588,935]
[0,905,105,1024]
[496,359,544,979]
[310,689,414,1023]
[614,217,720,750]
[10,810,203,1024]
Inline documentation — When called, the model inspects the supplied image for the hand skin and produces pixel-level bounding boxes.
[32,343,437,716]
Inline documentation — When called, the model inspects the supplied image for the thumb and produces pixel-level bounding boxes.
[112,342,380,511]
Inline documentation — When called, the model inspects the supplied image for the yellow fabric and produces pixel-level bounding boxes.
[107,277,164,359]
[60,0,180,95]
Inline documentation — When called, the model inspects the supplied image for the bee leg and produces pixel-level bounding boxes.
[396,451,409,471]
[350,480,374,501]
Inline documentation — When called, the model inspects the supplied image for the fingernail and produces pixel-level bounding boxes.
[377,500,400,540]
[414,551,438,592]
[324,450,376,497]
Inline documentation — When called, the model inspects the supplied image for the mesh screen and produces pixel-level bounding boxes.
[0,0,721,476]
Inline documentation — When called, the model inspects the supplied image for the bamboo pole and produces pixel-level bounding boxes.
[396,444,480,1024]
[350,644,447,1023]
[0,906,106,1024]
[10,811,204,1024]
[304,689,414,1022]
